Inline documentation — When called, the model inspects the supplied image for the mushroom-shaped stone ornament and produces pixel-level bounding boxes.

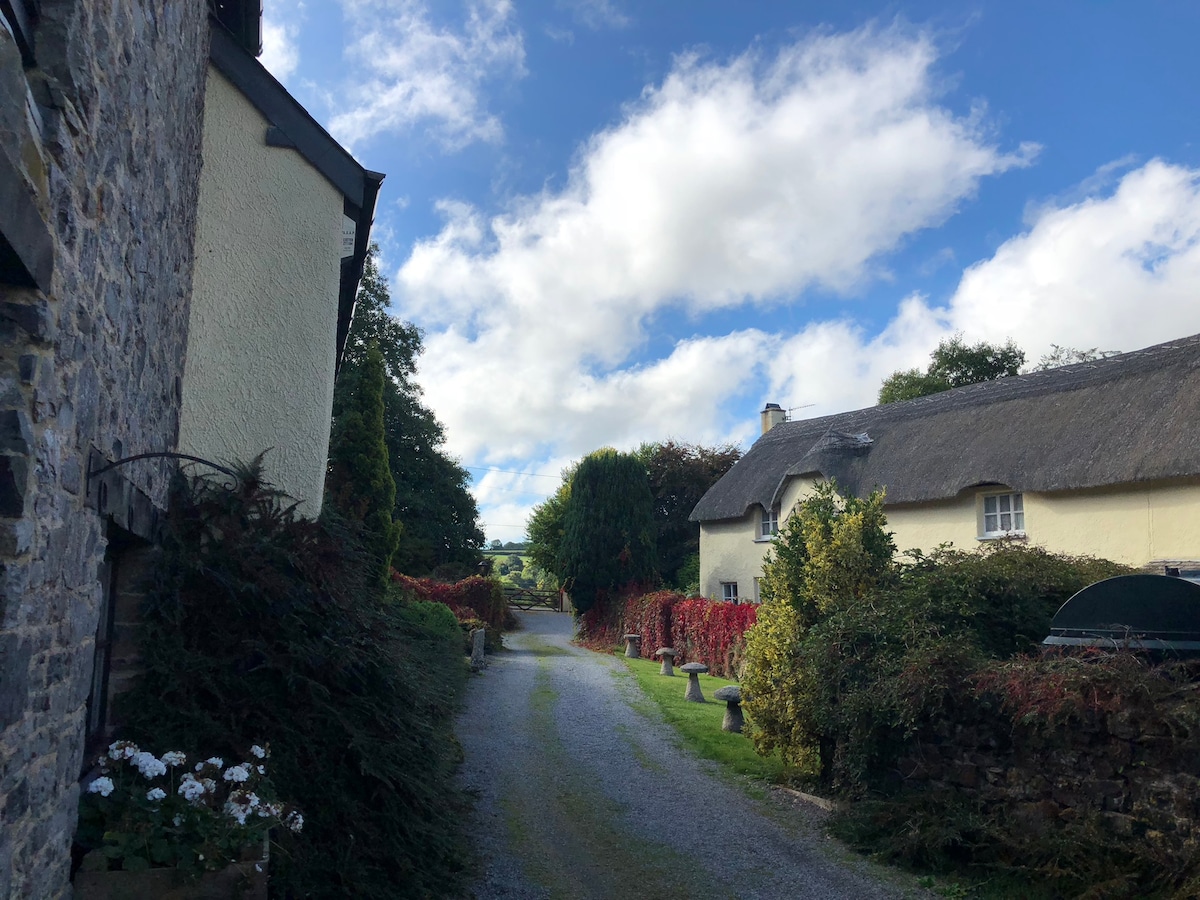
[680,662,709,702]
[623,634,641,658]
[655,647,677,676]
[713,685,744,733]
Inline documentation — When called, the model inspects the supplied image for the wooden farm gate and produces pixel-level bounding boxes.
[503,586,564,612]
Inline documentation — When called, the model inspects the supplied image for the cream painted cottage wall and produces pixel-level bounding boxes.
[888,479,1200,566]
[179,68,343,515]
[700,477,1200,602]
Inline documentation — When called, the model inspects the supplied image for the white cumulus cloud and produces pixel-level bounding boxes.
[396,23,1032,471]
[260,2,302,84]
[332,0,525,150]
[767,159,1200,421]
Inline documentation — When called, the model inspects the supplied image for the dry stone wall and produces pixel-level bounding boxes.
[897,682,1200,866]
[0,3,210,896]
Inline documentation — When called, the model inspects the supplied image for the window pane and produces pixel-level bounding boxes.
[1013,494,1024,512]
[1000,513,1011,530]
[984,496,997,514]
[1014,511,1024,530]
[999,495,1011,513]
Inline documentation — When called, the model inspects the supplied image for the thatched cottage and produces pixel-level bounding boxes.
[691,334,1200,603]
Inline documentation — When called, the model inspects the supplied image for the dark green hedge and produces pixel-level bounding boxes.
[117,467,470,898]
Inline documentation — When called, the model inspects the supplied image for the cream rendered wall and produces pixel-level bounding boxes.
[700,477,1200,600]
[880,480,1200,566]
[179,68,343,516]
[698,477,819,601]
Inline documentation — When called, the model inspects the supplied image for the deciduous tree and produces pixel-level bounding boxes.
[879,335,1024,404]
[633,440,742,590]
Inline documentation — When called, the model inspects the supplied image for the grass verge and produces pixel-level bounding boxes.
[618,655,787,782]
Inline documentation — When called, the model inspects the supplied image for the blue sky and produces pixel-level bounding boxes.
[262,1,1200,542]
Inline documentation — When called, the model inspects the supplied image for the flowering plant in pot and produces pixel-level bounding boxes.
[74,740,301,896]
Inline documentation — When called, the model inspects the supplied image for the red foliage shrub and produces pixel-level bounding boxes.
[671,598,757,678]
[393,573,508,632]
[575,589,757,677]
[621,591,684,659]
[575,597,624,652]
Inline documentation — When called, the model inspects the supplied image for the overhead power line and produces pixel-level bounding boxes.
[466,465,560,479]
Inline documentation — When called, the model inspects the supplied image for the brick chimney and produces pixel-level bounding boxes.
[760,403,787,434]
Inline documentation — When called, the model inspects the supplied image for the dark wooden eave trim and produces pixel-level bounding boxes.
[208,24,369,205]
[336,171,384,375]
[207,0,262,57]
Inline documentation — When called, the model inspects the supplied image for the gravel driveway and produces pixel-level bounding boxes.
[455,611,930,900]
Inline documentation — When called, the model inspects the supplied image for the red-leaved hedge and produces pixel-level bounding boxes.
[670,598,757,678]
[393,574,508,632]
[576,590,757,678]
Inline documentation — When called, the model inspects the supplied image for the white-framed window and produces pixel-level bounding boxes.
[758,504,779,540]
[981,492,1024,537]
[721,581,739,604]
[753,577,762,604]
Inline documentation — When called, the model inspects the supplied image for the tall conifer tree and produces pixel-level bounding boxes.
[557,448,658,613]
[326,345,402,589]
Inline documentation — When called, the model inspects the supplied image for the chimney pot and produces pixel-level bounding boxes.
[761,403,787,435]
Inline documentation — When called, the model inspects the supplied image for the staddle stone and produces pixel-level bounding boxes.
[680,662,709,702]
[655,647,677,676]
[713,685,744,733]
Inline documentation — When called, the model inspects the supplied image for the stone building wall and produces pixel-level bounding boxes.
[0,3,210,897]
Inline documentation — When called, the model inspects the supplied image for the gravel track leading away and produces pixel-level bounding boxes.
[455,611,930,900]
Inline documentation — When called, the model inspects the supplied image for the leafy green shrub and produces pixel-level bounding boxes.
[392,573,507,650]
[741,481,1132,792]
[741,481,895,781]
[117,467,470,898]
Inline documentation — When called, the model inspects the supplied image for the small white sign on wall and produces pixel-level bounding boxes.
[341,217,357,258]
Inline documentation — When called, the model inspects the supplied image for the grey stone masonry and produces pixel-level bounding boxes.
[0,3,210,898]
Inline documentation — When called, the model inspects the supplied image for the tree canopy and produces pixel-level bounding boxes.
[332,246,484,577]
[1035,344,1119,370]
[878,335,1025,404]
[555,448,657,613]
[526,470,572,580]
[632,440,742,590]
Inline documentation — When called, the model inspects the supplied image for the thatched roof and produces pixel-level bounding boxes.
[691,333,1200,523]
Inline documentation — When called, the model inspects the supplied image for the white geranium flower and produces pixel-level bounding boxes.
[161,751,186,768]
[285,811,303,833]
[146,788,167,802]
[133,751,167,779]
[108,741,138,761]
[224,799,249,825]
[87,777,115,797]
[250,745,267,759]
[178,775,206,802]
[222,764,250,783]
